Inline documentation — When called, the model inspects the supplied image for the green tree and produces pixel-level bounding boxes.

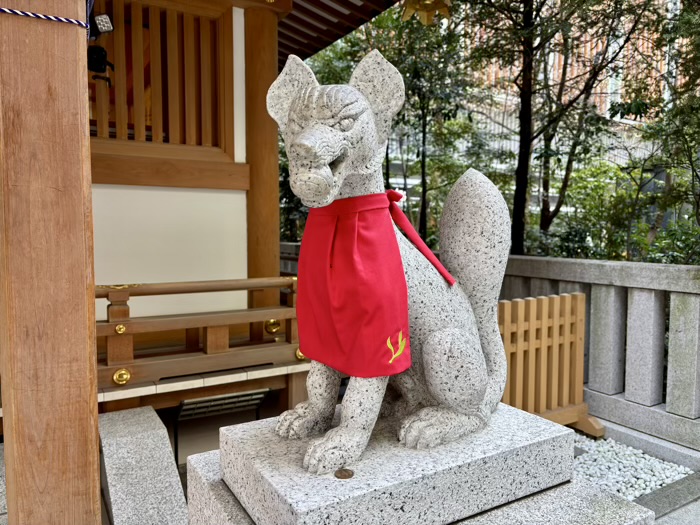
[466,0,659,254]
[611,2,700,264]
[528,162,700,264]
[651,1,700,226]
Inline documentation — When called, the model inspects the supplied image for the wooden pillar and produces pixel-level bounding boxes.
[245,7,280,307]
[0,2,100,523]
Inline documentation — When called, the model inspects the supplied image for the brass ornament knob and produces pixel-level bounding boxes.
[115,324,126,334]
[113,368,131,385]
[402,0,452,25]
[295,348,306,361]
[264,319,281,334]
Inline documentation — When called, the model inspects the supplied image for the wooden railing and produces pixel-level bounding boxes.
[96,277,299,389]
[499,293,602,436]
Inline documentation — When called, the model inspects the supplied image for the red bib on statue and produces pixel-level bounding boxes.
[297,191,455,378]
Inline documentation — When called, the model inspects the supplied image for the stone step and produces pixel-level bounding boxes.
[220,403,573,525]
[187,450,654,525]
[100,406,187,525]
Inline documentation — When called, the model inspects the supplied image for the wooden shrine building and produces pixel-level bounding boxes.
[0,0,397,523]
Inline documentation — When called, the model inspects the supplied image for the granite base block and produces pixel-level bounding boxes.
[466,480,654,525]
[188,451,254,525]
[99,406,187,525]
[188,449,653,525]
[220,403,574,525]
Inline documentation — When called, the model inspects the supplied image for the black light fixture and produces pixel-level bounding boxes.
[87,0,114,41]
[88,45,114,87]
[86,0,114,86]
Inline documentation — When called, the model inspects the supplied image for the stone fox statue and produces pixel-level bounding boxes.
[267,50,511,475]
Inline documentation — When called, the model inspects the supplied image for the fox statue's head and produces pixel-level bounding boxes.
[267,50,405,207]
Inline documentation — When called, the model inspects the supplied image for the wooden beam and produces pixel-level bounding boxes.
[200,18,214,146]
[246,8,281,307]
[0,1,100,522]
[97,342,298,387]
[150,5,164,143]
[114,0,129,139]
[184,13,200,145]
[285,11,349,37]
[140,0,292,18]
[90,138,250,190]
[96,306,296,337]
[278,29,319,56]
[167,10,182,144]
[222,9,235,156]
[308,0,376,20]
[132,2,147,141]
[94,276,294,298]
[240,0,293,13]
[291,0,352,22]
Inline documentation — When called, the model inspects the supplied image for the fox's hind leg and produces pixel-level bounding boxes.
[399,327,489,448]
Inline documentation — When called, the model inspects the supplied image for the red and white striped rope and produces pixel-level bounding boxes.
[0,7,88,30]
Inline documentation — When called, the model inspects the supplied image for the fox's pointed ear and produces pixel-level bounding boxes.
[267,55,318,133]
[349,50,405,143]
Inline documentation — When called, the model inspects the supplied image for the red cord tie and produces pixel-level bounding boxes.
[386,190,456,286]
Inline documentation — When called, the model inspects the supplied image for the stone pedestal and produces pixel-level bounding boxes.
[100,407,187,525]
[187,403,654,525]
[220,404,572,525]
[188,450,654,525]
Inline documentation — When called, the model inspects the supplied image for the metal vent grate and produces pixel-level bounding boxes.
[173,388,270,463]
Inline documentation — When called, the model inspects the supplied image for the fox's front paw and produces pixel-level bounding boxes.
[303,426,368,475]
[275,402,333,440]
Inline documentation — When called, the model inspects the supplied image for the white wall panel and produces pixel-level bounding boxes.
[92,185,247,320]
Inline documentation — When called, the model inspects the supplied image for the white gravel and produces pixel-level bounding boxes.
[574,433,694,500]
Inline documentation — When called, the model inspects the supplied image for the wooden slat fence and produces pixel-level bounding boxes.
[499,292,603,437]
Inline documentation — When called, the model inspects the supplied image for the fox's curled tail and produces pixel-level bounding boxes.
[439,168,511,414]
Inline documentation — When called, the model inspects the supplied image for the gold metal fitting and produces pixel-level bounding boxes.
[402,0,451,25]
[113,368,131,385]
[295,348,306,361]
[115,324,127,334]
[266,0,276,3]
[264,319,281,334]
[96,283,141,290]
